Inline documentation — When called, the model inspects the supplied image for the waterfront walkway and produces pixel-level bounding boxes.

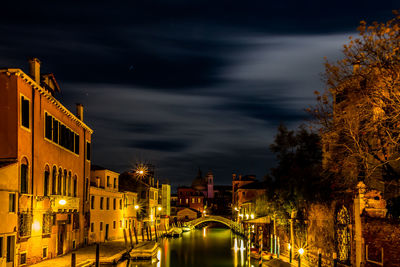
[30,239,129,267]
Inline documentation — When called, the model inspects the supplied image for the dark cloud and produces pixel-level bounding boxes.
[126,140,189,152]
[0,0,397,188]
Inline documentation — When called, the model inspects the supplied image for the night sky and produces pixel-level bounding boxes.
[0,1,397,187]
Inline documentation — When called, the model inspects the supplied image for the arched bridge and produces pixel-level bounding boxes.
[187,215,240,231]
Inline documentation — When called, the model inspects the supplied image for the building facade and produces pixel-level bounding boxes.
[89,166,123,243]
[0,59,93,265]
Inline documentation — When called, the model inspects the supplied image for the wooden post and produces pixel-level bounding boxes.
[129,227,133,248]
[123,229,129,250]
[318,249,322,267]
[133,226,138,245]
[258,226,263,267]
[71,253,76,267]
[95,243,100,267]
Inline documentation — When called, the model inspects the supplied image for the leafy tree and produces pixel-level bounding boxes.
[265,124,330,219]
[311,12,400,188]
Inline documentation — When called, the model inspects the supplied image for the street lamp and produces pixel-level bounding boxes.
[250,213,255,219]
[288,243,292,263]
[298,248,304,267]
[134,205,140,210]
[59,199,66,205]
[157,206,162,211]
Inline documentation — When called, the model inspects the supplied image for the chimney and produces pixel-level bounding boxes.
[29,58,41,84]
[76,103,84,121]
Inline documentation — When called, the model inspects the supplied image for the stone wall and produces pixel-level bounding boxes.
[362,217,400,267]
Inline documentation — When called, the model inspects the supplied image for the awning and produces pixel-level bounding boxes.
[245,216,270,224]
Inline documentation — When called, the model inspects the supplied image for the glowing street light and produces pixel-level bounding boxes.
[250,213,255,219]
[157,206,162,211]
[298,248,304,267]
[59,199,66,205]
[134,205,139,210]
[245,214,249,220]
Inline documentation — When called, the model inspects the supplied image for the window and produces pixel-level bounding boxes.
[100,197,104,210]
[45,113,52,139]
[192,198,194,204]
[114,178,117,189]
[42,213,52,235]
[113,221,116,229]
[6,236,15,262]
[119,199,122,210]
[91,196,95,209]
[73,176,77,197]
[52,119,59,144]
[44,169,50,196]
[149,191,154,200]
[43,247,47,259]
[100,222,103,231]
[19,212,32,237]
[106,198,110,210]
[62,170,67,196]
[85,179,89,201]
[20,252,27,265]
[52,167,57,195]
[86,142,91,161]
[20,163,28,194]
[198,198,201,203]
[21,96,30,129]
[57,169,62,195]
[67,172,71,196]
[73,213,79,230]
[113,198,116,210]
[107,176,110,187]
[9,193,16,212]
[45,113,80,154]
[74,134,79,154]
[91,223,94,233]
[119,220,122,228]
[185,199,188,204]
[0,237,2,257]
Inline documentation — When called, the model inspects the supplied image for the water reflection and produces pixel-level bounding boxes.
[117,228,255,267]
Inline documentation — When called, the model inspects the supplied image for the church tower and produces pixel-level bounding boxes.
[207,170,214,198]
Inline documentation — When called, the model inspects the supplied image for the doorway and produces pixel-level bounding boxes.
[57,224,66,255]
[105,224,109,241]
[6,235,15,267]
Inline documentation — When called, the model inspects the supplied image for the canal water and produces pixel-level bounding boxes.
[117,227,254,267]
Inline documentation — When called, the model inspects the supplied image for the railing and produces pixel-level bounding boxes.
[187,215,239,230]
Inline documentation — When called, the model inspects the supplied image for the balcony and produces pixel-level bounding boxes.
[51,195,80,212]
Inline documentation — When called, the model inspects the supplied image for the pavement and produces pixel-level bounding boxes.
[29,239,130,267]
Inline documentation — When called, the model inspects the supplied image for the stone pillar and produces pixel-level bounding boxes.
[354,181,366,267]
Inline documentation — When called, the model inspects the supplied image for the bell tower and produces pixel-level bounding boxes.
[207,170,214,198]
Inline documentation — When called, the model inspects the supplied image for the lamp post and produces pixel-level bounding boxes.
[298,248,304,267]
[288,243,292,263]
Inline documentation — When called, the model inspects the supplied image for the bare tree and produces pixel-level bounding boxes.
[311,11,400,188]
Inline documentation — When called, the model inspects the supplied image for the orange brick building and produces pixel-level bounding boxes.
[0,58,93,265]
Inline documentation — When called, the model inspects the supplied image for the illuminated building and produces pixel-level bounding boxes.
[89,166,124,243]
[0,58,92,265]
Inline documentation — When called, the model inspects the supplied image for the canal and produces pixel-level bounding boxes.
[117,227,252,267]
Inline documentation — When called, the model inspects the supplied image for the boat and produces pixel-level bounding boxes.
[130,241,159,261]
[182,226,191,232]
[166,227,183,237]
